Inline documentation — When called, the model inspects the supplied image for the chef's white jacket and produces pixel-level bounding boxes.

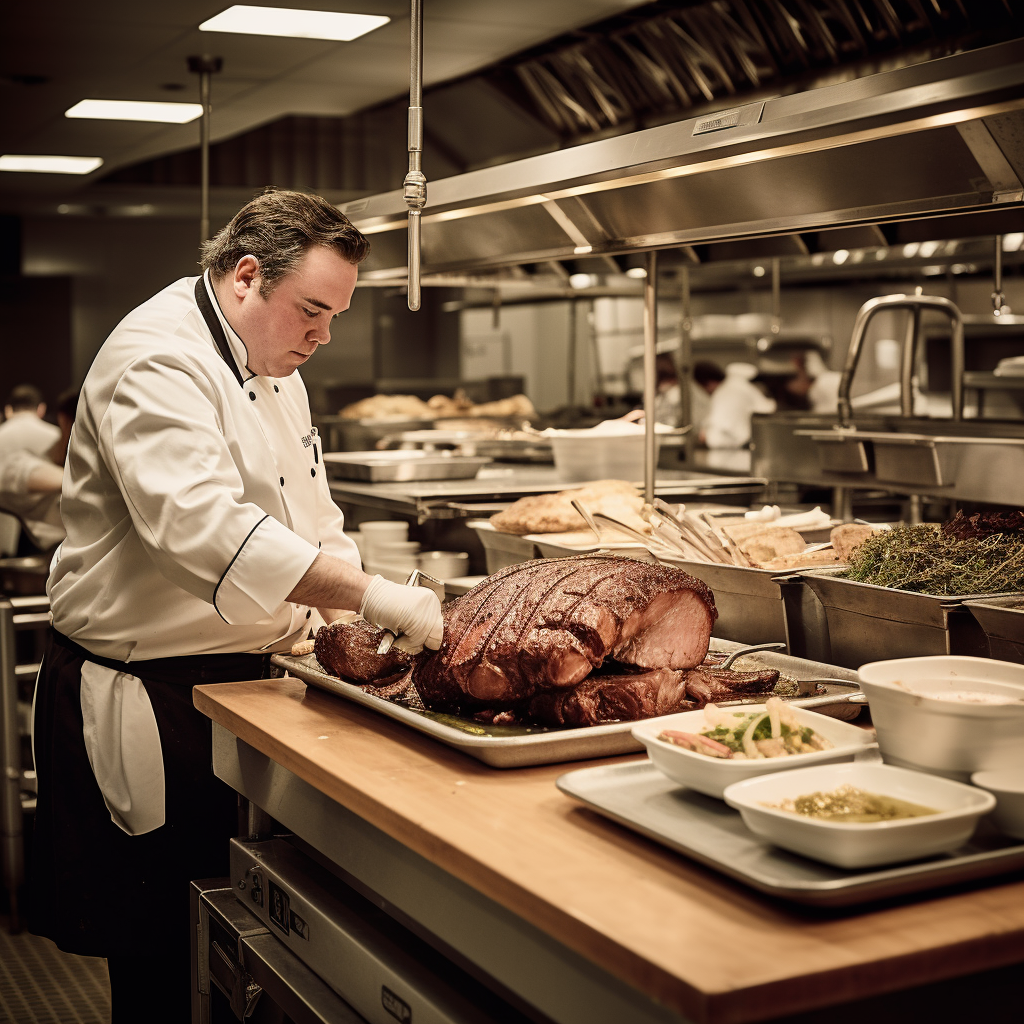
[44,273,361,835]
[703,364,777,449]
[49,273,360,660]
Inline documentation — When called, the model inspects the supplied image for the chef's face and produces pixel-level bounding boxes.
[231,246,359,378]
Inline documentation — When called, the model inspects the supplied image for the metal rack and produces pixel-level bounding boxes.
[1,593,50,933]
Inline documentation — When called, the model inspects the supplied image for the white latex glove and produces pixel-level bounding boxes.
[359,575,444,653]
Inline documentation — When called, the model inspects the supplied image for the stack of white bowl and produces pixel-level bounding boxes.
[358,521,419,583]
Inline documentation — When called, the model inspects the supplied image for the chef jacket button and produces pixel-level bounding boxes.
[249,391,256,401]
[306,610,311,619]
[310,468,316,477]
[273,385,279,393]
[279,476,285,486]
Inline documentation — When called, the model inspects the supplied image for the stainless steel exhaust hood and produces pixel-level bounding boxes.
[343,38,1024,280]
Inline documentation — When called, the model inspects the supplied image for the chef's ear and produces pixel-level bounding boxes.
[232,255,262,298]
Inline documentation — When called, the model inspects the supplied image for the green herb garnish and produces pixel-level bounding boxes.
[842,523,1024,596]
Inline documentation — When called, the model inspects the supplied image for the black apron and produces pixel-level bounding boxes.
[30,277,266,959]
[29,629,275,958]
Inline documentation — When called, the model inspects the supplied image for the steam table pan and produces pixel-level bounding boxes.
[323,450,492,482]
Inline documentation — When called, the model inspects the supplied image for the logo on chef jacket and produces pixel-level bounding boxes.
[301,432,314,448]
[381,986,412,1023]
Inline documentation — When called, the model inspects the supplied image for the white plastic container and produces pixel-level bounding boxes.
[857,656,1024,779]
[724,762,995,868]
[548,431,660,483]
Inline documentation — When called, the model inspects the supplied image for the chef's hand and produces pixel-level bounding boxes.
[359,575,444,652]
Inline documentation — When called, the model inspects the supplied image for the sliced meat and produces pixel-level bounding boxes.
[683,666,781,705]
[313,619,413,685]
[527,669,694,727]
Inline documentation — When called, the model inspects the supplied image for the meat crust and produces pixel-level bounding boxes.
[415,556,717,711]
[313,619,413,685]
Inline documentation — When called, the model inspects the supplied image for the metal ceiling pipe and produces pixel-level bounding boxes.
[643,250,658,506]
[404,0,426,311]
[188,56,222,244]
[677,265,693,463]
[993,235,1007,315]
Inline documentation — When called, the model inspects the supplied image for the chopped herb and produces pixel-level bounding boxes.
[842,523,1024,596]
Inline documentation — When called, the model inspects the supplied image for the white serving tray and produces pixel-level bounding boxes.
[271,641,861,769]
[556,760,1024,906]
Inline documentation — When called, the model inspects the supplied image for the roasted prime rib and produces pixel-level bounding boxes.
[313,555,734,725]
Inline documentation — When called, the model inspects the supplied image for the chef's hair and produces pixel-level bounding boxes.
[6,383,45,411]
[200,188,369,292]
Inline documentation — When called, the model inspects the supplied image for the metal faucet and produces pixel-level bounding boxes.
[837,293,965,428]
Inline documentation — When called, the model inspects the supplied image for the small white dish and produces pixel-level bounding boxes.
[723,763,995,869]
[631,705,877,799]
[971,769,1024,840]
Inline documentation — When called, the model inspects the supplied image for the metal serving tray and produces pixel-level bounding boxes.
[798,567,1006,669]
[323,450,492,482]
[556,760,1024,906]
[657,557,831,661]
[963,596,1024,664]
[271,642,860,769]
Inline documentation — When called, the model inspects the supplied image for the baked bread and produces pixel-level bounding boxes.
[831,523,877,561]
[738,526,806,563]
[489,479,646,536]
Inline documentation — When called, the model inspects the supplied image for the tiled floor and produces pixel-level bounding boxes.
[0,919,110,1024]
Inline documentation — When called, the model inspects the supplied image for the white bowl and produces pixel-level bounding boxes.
[358,520,409,542]
[857,656,1024,779]
[971,769,1024,840]
[418,550,470,579]
[724,763,995,869]
[373,540,421,555]
[631,705,877,799]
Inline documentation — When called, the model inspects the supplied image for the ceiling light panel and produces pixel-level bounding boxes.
[65,99,204,123]
[0,155,103,174]
[200,6,390,42]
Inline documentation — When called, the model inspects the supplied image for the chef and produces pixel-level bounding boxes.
[29,189,443,1022]
[702,362,778,449]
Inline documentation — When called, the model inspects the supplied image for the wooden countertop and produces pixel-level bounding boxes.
[194,678,1024,1024]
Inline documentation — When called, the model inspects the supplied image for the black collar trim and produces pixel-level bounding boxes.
[195,276,245,388]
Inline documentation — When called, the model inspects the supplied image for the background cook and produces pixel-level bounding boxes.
[29,188,443,1023]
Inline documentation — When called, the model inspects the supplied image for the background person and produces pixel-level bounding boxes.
[0,384,74,553]
[701,361,777,449]
[29,189,443,1023]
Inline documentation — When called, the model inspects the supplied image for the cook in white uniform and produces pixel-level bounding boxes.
[29,190,443,1023]
[702,362,778,449]
[0,384,65,552]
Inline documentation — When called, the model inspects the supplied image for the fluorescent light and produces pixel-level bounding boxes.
[200,5,390,41]
[66,99,203,123]
[0,154,103,175]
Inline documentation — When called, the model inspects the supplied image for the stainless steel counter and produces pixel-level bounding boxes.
[329,465,766,522]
